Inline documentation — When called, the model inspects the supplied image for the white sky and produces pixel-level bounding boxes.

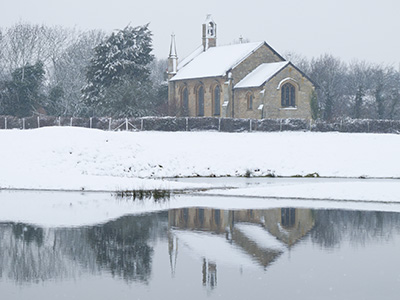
[1,0,399,67]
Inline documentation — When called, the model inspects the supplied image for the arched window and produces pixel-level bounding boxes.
[281,83,296,107]
[197,86,204,116]
[281,208,296,228]
[213,85,221,116]
[181,87,189,115]
[247,93,253,110]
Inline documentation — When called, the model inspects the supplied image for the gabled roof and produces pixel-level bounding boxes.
[177,45,203,70]
[170,41,265,81]
[234,61,289,89]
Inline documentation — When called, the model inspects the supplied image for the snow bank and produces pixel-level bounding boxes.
[0,127,399,192]
[201,180,400,203]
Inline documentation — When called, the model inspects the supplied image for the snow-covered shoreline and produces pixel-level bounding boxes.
[0,126,399,203]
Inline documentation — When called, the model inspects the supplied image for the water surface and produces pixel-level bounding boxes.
[1,195,400,299]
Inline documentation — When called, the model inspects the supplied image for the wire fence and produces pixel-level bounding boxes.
[1,115,399,134]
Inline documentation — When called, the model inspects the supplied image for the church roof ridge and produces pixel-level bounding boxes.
[170,41,265,81]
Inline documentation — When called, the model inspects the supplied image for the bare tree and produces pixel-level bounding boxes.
[309,54,347,120]
[49,29,106,116]
[283,51,310,75]
[345,61,372,119]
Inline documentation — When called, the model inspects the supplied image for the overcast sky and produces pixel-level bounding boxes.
[1,0,399,67]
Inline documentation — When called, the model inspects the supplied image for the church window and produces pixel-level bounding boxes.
[214,209,221,226]
[181,87,189,115]
[281,83,296,107]
[198,208,205,226]
[197,86,205,116]
[247,93,253,110]
[213,85,221,116]
[281,208,296,228]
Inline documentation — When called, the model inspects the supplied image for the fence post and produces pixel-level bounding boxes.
[126,118,128,131]
[37,116,40,128]
[249,119,252,132]
[309,119,312,132]
[58,117,61,126]
[89,117,92,129]
[140,119,144,131]
[367,120,369,133]
[109,118,112,131]
[5,117,7,130]
[186,117,189,131]
[70,117,73,127]
[22,118,25,130]
[218,118,221,132]
[279,119,282,131]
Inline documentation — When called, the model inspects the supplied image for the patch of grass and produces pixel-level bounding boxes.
[116,189,171,202]
[304,172,320,178]
[244,169,252,178]
[263,172,276,178]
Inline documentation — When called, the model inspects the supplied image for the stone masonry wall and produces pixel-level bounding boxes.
[174,77,226,117]
[263,64,314,119]
[234,64,314,120]
[231,43,283,85]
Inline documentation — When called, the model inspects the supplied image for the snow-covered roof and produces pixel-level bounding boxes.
[172,229,258,267]
[234,61,289,89]
[177,45,203,70]
[171,41,265,81]
[234,223,286,251]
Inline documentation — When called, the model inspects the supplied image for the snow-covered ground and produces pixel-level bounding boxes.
[200,179,400,202]
[0,126,399,208]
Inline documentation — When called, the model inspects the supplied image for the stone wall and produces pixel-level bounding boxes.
[0,115,399,134]
[231,43,283,84]
[264,64,314,119]
[173,77,226,118]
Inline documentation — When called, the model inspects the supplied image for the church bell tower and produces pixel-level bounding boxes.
[202,14,217,51]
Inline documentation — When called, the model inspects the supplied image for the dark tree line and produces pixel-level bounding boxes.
[0,22,167,118]
[286,52,400,120]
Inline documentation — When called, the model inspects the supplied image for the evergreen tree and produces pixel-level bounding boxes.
[375,82,385,119]
[82,24,154,115]
[2,61,45,117]
[353,85,364,119]
[310,89,319,120]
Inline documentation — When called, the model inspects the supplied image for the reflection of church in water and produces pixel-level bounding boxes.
[168,207,315,290]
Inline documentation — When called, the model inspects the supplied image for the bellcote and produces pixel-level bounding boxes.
[202,14,217,51]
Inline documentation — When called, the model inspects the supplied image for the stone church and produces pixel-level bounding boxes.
[167,15,315,119]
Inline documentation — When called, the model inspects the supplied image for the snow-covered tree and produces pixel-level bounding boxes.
[82,24,154,116]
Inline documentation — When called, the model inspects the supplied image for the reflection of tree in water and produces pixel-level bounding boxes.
[0,212,168,285]
[87,214,164,283]
[12,223,44,246]
[311,210,400,248]
[0,223,72,285]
